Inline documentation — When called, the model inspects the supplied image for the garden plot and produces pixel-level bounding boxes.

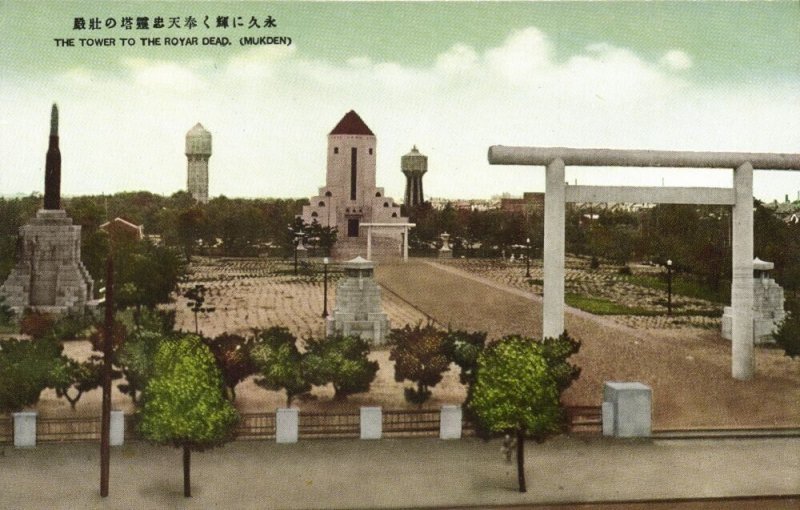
[438,257,722,330]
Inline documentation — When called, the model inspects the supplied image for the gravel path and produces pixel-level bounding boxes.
[375,260,800,429]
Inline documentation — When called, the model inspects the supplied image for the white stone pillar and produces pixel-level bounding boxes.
[543,158,566,339]
[13,411,37,447]
[367,226,372,260]
[110,410,124,446]
[276,408,299,443]
[360,406,382,439]
[403,226,409,262]
[732,162,755,379]
[439,405,462,439]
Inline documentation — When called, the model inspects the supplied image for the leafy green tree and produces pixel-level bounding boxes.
[138,335,239,498]
[306,219,338,257]
[114,241,185,310]
[249,327,310,406]
[176,206,209,260]
[444,329,488,387]
[204,333,257,401]
[389,324,451,405]
[0,336,64,413]
[304,334,379,400]
[468,336,566,493]
[52,357,103,410]
[0,295,15,327]
[537,332,582,393]
[773,312,800,359]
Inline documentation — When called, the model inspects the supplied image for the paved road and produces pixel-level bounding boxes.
[1,436,798,509]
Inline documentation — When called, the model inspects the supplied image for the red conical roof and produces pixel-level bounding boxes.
[329,110,374,136]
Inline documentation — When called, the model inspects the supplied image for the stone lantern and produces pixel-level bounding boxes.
[326,256,390,345]
[722,257,786,344]
[438,232,453,259]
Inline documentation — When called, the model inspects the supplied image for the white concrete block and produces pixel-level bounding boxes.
[603,382,652,438]
[439,405,462,439]
[601,402,615,437]
[13,412,36,447]
[110,410,124,446]
[276,408,299,443]
[360,406,382,439]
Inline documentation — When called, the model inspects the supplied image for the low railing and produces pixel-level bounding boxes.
[299,411,360,439]
[0,417,12,443]
[237,412,276,440]
[566,406,603,434]
[0,406,602,444]
[37,416,102,443]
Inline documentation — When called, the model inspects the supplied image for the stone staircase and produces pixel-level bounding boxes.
[332,235,402,262]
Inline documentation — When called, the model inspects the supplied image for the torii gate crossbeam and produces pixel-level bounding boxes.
[488,145,800,381]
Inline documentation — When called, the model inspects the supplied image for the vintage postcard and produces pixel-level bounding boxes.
[1,1,798,508]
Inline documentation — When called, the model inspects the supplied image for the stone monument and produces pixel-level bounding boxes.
[325,256,390,345]
[438,232,453,258]
[1,104,94,314]
[722,257,785,344]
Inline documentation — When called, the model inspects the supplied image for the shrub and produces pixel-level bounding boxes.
[773,312,800,359]
[304,334,378,400]
[389,324,451,406]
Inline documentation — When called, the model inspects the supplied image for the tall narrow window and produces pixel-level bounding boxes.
[350,147,357,200]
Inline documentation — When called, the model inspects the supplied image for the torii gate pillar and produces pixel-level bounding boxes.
[731,162,754,379]
[543,158,565,339]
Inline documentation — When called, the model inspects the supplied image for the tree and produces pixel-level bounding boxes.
[0,295,13,327]
[773,312,800,359]
[389,324,451,405]
[204,333,256,401]
[52,357,103,410]
[138,335,239,498]
[304,334,379,400]
[468,336,565,493]
[114,241,185,311]
[537,332,582,393]
[113,328,160,404]
[444,329,488,387]
[249,327,310,406]
[0,335,64,413]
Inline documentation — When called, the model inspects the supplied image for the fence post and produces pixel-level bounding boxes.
[439,405,462,439]
[601,402,615,436]
[603,382,652,437]
[110,411,125,446]
[12,411,37,447]
[276,408,299,443]
[360,407,382,439]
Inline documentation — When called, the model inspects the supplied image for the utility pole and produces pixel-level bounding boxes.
[100,255,114,497]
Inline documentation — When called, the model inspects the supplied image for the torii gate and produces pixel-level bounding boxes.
[488,146,800,380]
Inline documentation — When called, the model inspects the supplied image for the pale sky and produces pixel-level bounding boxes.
[1,1,799,202]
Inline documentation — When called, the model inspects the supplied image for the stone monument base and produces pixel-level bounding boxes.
[0,209,93,314]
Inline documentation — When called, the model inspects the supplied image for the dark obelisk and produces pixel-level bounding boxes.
[44,103,61,210]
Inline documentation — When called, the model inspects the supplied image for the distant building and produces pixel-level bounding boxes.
[301,111,408,259]
[100,217,144,243]
[186,123,211,203]
[500,192,545,216]
[402,146,427,208]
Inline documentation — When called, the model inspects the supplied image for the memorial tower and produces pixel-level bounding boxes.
[0,103,93,313]
[301,110,408,259]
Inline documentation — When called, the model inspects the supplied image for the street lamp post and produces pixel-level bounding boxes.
[184,284,215,335]
[666,259,673,316]
[322,257,329,318]
[525,237,531,278]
